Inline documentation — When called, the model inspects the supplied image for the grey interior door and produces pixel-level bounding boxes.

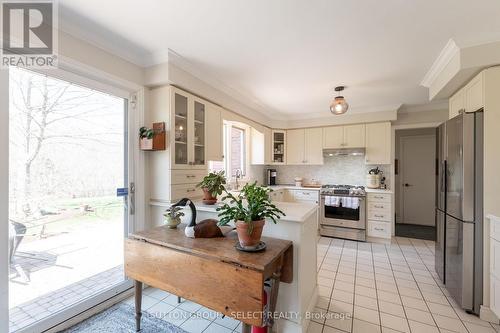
[445,215,474,310]
[435,209,445,283]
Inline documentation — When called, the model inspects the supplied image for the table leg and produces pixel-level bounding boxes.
[241,323,251,333]
[268,255,284,331]
[134,280,142,332]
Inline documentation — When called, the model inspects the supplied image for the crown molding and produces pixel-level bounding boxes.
[421,39,460,88]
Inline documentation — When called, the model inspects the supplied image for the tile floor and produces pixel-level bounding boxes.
[121,235,500,333]
[124,288,243,333]
[310,236,499,333]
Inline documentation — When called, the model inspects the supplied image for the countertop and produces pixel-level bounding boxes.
[267,185,321,191]
[365,188,393,194]
[194,200,318,223]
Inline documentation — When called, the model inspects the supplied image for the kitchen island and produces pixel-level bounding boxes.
[195,201,319,333]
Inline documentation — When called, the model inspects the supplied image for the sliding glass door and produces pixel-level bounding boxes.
[7,67,133,332]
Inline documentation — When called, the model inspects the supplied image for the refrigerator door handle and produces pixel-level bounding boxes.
[462,114,475,221]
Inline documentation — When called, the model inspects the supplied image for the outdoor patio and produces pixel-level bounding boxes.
[8,198,125,332]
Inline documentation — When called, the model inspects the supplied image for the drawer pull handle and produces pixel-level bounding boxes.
[374,227,384,231]
[374,205,384,208]
[187,189,195,192]
[374,196,384,199]
[375,215,384,218]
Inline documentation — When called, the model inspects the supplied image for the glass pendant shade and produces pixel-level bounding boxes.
[330,96,349,115]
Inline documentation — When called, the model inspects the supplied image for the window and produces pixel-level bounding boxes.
[208,122,247,178]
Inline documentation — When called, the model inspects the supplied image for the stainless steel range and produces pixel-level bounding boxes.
[319,185,366,241]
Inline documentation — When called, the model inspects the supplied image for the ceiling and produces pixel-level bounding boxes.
[58,0,500,119]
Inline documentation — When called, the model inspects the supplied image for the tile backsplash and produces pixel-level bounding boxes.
[268,155,391,188]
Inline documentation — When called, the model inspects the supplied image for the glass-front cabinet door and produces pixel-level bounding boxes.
[173,92,189,166]
[170,88,206,169]
[193,99,206,167]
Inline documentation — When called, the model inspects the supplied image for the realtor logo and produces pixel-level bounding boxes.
[1,0,58,68]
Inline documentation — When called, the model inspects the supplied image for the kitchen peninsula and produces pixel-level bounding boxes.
[194,201,319,333]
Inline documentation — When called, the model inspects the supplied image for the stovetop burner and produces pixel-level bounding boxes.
[320,184,366,196]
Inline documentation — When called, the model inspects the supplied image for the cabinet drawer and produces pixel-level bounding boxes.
[171,170,207,185]
[491,274,500,319]
[367,210,391,222]
[367,202,391,212]
[171,184,203,200]
[491,238,500,280]
[490,218,500,242]
[367,193,391,203]
[367,221,391,239]
[293,190,319,200]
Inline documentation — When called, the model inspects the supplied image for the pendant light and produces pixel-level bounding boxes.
[330,86,349,115]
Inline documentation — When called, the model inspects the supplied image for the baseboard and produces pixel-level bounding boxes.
[43,288,134,333]
[480,305,500,324]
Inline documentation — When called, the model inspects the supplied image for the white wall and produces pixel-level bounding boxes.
[272,156,391,188]
[394,128,436,225]
[394,109,448,126]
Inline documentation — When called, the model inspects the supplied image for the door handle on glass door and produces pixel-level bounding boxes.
[404,183,412,187]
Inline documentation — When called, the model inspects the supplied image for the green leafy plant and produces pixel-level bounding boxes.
[139,126,155,139]
[163,206,185,219]
[217,182,285,233]
[196,171,227,197]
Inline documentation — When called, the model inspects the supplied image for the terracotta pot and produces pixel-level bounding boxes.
[202,188,218,205]
[236,219,265,247]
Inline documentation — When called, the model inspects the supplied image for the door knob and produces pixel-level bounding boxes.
[404,183,412,187]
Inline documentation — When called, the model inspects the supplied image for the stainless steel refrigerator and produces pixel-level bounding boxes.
[435,111,483,314]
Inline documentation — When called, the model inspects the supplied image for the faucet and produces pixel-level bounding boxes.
[234,169,242,190]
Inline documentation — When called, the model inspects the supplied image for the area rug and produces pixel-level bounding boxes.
[63,303,188,333]
[395,223,436,241]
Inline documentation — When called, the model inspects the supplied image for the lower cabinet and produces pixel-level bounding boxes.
[366,192,392,239]
[490,215,500,319]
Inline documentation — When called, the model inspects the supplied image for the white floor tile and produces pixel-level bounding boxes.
[380,312,410,333]
[180,315,211,333]
[408,320,439,333]
[213,314,242,330]
[354,305,380,325]
[432,313,468,333]
[352,318,381,333]
[202,322,233,333]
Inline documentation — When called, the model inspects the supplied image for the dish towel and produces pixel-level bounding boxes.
[325,196,341,207]
[342,197,360,209]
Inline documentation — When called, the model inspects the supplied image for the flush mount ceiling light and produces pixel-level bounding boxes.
[330,86,349,115]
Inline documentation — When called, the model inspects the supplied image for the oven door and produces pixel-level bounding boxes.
[320,195,366,229]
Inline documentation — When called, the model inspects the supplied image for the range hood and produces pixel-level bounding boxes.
[323,148,365,157]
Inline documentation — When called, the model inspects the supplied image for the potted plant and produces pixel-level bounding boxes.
[217,182,285,247]
[163,205,185,229]
[196,171,226,205]
[139,126,155,150]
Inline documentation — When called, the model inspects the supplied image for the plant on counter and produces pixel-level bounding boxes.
[163,205,185,229]
[196,171,227,205]
[217,182,285,247]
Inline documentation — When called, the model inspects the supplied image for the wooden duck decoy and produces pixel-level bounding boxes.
[171,198,234,238]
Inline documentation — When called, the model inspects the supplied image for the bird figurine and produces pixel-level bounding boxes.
[171,198,234,238]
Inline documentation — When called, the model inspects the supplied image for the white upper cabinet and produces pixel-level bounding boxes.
[171,88,207,169]
[305,128,324,165]
[323,124,365,148]
[263,127,273,165]
[286,128,324,165]
[343,124,366,148]
[286,129,305,164]
[272,130,286,164]
[449,71,485,119]
[365,122,391,165]
[465,72,484,113]
[205,103,223,161]
[323,126,344,149]
[449,89,466,119]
